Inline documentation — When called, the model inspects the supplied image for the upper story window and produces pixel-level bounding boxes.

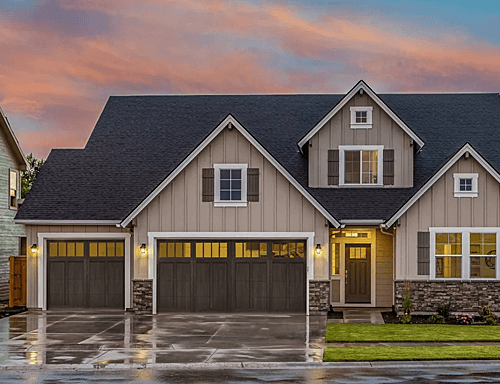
[350,107,373,129]
[339,146,383,186]
[453,173,478,198]
[9,169,17,209]
[214,164,248,207]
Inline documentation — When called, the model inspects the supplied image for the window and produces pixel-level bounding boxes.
[9,170,17,208]
[431,229,499,280]
[339,146,383,185]
[350,107,373,129]
[214,164,247,206]
[453,173,478,198]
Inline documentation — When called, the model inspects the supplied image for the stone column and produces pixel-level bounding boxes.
[309,279,330,315]
[132,279,153,314]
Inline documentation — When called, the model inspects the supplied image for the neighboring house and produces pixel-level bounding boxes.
[0,106,27,301]
[15,80,500,314]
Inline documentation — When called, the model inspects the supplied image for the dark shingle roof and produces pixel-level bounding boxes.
[16,93,500,222]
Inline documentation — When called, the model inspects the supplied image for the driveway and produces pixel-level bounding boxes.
[0,311,326,367]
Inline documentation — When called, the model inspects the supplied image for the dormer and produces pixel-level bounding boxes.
[298,81,424,188]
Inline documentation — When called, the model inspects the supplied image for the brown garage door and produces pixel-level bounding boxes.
[157,240,306,312]
[47,240,124,309]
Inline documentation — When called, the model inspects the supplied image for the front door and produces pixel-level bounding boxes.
[345,244,371,303]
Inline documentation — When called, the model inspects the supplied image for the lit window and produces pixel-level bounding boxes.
[470,233,496,278]
[9,170,17,208]
[435,233,462,279]
[350,107,373,129]
[453,173,478,197]
[214,164,247,206]
[339,146,383,185]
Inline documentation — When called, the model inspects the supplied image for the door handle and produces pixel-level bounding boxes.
[345,269,348,284]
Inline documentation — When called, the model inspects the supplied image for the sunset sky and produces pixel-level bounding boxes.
[1,0,499,158]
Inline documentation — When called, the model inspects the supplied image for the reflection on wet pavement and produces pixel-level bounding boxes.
[0,311,326,366]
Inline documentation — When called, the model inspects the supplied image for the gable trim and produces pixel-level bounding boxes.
[297,80,425,150]
[0,106,27,169]
[120,115,341,228]
[386,143,500,227]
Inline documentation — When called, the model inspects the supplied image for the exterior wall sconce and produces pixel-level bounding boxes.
[30,244,38,255]
[315,244,322,255]
[140,243,147,255]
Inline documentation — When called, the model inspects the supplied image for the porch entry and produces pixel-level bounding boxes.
[344,244,371,303]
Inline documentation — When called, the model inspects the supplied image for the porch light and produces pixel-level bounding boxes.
[315,244,322,255]
[140,243,147,255]
[30,244,37,255]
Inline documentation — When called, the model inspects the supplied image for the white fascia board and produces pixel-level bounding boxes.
[297,80,425,150]
[0,106,28,169]
[15,219,121,225]
[386,143,500,227]
[120,115,341,228]
[341,219,385,225]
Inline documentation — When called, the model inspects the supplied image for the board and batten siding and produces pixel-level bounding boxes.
[0,127,25,301]
[376,228,394,307]
[308,93,414,188]
[396,156,500,280]
[134,126,330,280]
[25,225,131,308]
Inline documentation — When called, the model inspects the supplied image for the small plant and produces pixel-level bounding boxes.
[479,305,493,317]
[455,312,474,325]
[399,313,412,324]
[429,314,445,324]
[484,315,498,326]
[437,304,451,319]
[403,290,413,315]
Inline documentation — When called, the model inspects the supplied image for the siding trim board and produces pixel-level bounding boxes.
[35,232,132,310]
[386,143,500,227]
[297,80,425,150]
[147,231,315,315]
[121,115,341,228]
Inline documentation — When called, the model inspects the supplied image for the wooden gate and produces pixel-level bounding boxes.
[9,256,26,307]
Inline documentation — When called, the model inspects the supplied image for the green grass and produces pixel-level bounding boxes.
[326,324,500,342]
[324,345,500,362]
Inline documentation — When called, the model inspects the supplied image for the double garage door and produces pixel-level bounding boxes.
[158,240,306,312]
[47,240,124,309]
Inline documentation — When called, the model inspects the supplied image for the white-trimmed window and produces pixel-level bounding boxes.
[9,169,18,209]
[214,164,247,207]
[339,145,383,186]
[431,228,498,280]
[453,173,478,198]
[350,107,373,129]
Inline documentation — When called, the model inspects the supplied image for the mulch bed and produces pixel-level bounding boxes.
[382,312,488,325]
[328,310,344,320]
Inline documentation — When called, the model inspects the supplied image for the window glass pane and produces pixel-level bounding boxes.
[220,170,230,179]
[89,242,98,257]
[231,191,241,200]
[332,243,340,275]
[235,243,243,258]
[220,180,230,189]
[76,242,84,257]
[244,243,251,258]
[58,242,67,257]
[220,243,227,258]
[212,243,219,258]
[470,233,496,256]
[344,151,360,184]
[272,243,280,257]
[220,191,230,200]
[436,256,462,278]
[260,243,268,257]
[159,242,167,258]
[98,242,107,257]
[115,242,124,257]
[107,242,115,257]
[204,243,211,258]
[471,257,496,278]
[231,179,241,189]
[289,242,296,258]
[280,243,288,256]
[166,243,174,258]
[196,243,203,258]
[184,243,191,258]
[435,233,462,255]
[175,243,183,258]
[231,169,241,179]
[9,170,17,190]
[361,150,378,184]
[67,242,75,257]
[49,242,58,257]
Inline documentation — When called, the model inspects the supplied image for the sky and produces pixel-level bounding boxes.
[1,0,499,159]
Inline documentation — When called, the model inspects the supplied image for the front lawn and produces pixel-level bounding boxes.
[326,324,500,342]
[324,345,500,362]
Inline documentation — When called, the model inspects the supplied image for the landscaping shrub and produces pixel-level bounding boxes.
[455,313,474,325]
[437,304,451,319]
[429,314,445,324]
[484,315,498,326]
[403,290,413,315]
[479,305,493,317]
[399,314,412,324]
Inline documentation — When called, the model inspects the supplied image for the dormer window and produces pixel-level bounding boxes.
[214,164,248,207]
[453,173,478,198]
[339,146,383,186]
[350,107,373,129]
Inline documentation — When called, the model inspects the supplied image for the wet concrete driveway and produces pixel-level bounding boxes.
[0,311,326,367]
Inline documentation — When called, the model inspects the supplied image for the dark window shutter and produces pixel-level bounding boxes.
[328,150,339,185]
[417,232,430,275]
[247,168,259,202]
[202,168,214,202]
[383,149,394,185]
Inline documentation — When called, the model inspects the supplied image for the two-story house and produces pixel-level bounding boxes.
[0,106,27,302]
[15,81,500,314]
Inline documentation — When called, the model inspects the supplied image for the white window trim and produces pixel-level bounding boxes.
[453,173,478,198]
[350,106,373,129]
[339,145,384,186]
[8,168,18,210]
[214,164,248,207]
[430,228,499,281]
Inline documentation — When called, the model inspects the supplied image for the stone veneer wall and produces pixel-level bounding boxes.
[132,279,153,314]
[309,279,330,315]
[395,281,500,312]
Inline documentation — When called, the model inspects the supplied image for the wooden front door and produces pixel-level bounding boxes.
[345,244,371,303]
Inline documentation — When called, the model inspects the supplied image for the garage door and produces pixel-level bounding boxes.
[47,240,124,309]
[157,240,306,312]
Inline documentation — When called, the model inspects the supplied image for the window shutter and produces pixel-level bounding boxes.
[247,168,259,202]
[383,149,394,185]
[417,232,430,275]
[202,168,214,202]
[328,150,339,185]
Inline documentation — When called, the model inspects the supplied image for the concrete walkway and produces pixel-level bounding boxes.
[328,308,387,324]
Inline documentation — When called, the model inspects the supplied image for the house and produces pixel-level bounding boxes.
[0,106,27,302]
[15,80,500,314]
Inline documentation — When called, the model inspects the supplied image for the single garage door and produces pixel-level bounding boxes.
[157,240,306,312]
[47,240,124,309]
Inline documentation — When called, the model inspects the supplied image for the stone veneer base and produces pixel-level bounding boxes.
[395,280,500,313]
[132,279,153,314]
[309,279,330,314]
